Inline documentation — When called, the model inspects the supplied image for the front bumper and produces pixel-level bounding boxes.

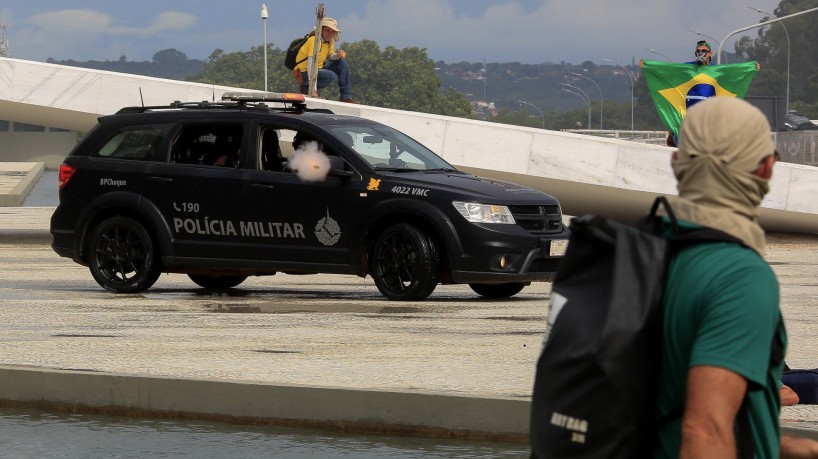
[447,221,568,284]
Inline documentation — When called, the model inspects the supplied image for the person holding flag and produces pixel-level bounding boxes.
[640,41,761,146]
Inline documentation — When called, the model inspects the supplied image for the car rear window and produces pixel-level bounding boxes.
[93,124,170,161]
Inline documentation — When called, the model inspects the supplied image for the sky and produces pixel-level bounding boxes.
[0,0,785,66]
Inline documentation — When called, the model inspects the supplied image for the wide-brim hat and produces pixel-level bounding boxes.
[320,18,341,41]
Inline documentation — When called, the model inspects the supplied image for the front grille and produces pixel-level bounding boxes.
[528,258,563,273]
[508,205,563,233]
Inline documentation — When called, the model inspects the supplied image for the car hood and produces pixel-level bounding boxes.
[375,171,560,205]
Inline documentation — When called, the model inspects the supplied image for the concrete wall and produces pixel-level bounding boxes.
[2,57,816,232]
[0,131,77,168]
[0,366,528,442]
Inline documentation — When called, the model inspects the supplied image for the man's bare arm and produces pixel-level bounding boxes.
[679,365,747,459]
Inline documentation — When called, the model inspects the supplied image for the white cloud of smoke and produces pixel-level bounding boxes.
[288,141,331,182]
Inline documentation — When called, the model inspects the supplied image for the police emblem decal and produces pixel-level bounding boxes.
[314,208,342,246]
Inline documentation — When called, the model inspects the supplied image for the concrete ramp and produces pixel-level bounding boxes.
[2,57,816,233]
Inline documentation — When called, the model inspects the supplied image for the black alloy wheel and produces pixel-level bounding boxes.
[88,216,161,293]
[370,223,440,301]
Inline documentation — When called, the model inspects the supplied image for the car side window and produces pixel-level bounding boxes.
[258,127,315,172]
[93,124,170,161]
[170,124,244,167]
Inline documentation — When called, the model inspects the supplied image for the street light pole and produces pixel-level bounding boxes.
[644,48,671,61]
[561,89,591,130]
[717,7,818,64]
[687,28,718,44]
[261,4,268,92]
[562,83,592,129]
[749,6,790,116]
[603,58,634,131]
[518,100,545,129]
[571,72,603,129]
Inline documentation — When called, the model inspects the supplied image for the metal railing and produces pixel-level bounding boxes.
[563,129,669,145]
[774,131,818,167]
[564,129,818,166]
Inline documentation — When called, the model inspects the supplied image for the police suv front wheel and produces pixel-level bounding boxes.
[370,223,440,301]
[88,216,161,294]
[469,282,526,298]
[188,274,247,290]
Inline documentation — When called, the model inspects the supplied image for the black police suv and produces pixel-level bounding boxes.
[51,92,568,301]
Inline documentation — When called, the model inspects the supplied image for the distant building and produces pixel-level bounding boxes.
[470,100,496,119]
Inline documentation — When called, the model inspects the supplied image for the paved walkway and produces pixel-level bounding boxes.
[1,162,817,443]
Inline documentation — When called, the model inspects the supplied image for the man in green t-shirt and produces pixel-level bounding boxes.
[653,97,818,457]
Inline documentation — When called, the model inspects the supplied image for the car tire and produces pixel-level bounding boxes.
[88,216,161,293]
[469,282,526,298]
[370,223,440,301]
[188,274,247,290]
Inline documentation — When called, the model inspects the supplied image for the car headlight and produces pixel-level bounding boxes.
[452,201,515,224]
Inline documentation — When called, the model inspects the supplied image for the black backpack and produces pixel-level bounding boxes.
[529,197,747,458]
[284,32,314,71]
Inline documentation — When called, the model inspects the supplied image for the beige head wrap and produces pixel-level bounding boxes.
[667,96,775,254]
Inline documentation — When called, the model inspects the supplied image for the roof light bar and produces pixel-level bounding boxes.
[221,91,306,103]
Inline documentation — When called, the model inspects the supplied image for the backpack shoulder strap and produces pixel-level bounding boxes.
[291,32,315,68]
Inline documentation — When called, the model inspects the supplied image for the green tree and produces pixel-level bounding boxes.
[190,39,472,118]
[153,48,189,65]
[735,0,818,117]
[191,45,291,91]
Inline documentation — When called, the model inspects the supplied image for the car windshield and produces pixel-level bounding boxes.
[326,124,457,172]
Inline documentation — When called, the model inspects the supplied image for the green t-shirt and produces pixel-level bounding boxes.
[653,229,785,458]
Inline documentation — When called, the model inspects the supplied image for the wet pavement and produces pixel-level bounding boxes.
[1,163,817,443]
[0,407,528,458]
[0,240,552,399]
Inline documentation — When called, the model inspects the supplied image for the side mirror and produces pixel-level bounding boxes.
[328,155,353,178]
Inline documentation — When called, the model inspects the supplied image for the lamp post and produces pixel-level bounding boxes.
[261,4,268,92]
[562,83,592,129]
[518,100,545,129]
[571,72,603,129]
[717,7,818,65]
[562,88,591,130]
[687,29,727,63]
[603,58,634,131]
[748,6,790,116]
[644,48,671,61]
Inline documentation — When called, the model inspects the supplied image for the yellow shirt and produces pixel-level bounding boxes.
[295,36,334,73]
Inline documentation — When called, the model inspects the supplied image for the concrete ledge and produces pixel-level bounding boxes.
[0,207,53,243]
[1,366,814,443]
[0,162,44,207]
[0,366,529,443]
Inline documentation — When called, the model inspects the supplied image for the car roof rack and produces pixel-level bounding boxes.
[221,91,304,105]
[115,92,334,115]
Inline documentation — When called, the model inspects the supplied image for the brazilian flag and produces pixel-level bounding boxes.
[642,59,758,137]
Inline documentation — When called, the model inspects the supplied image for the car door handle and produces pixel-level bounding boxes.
[147,176,173,183]
[250,183,276,191]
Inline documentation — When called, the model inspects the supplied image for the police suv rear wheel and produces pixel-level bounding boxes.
[370,223,440,301]
[88,216,161,293]
[469,282,526,298]
[188,274,248,290]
